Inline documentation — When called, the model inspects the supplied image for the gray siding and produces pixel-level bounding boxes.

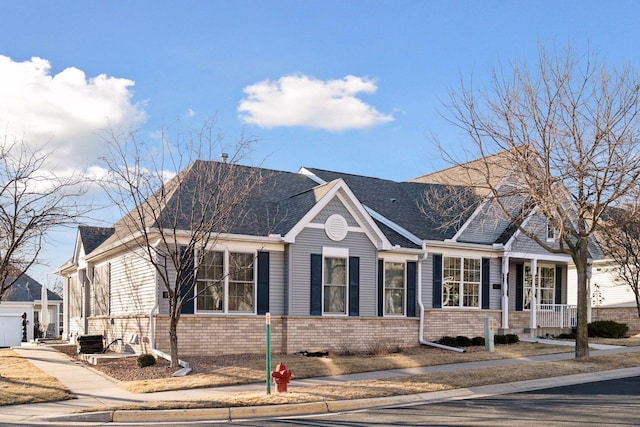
[459,199,511,244]
[288,227,378,316]
[510,213,561,255]
[268,250,286,315]
[489,257,502,309]
[312,198,359,227]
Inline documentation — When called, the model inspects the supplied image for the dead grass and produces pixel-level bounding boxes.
[87,350,640,412]
[120,343,570,393]
[0,349,74,406]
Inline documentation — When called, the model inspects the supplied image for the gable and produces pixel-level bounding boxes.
[284,180,391,250]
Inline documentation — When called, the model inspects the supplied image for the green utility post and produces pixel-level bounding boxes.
[266,312,271,394]
[484,317,495,352]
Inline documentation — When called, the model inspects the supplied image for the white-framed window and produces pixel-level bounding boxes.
[546,218,558,242]
[443,256,481,308]
[523,264,555,309]
[196,250,255,313]
[384,261,405,315]
[323,256,347,314]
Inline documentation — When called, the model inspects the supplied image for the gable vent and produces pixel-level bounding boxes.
[325,214,348,241]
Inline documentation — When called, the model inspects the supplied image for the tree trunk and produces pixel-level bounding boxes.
[574,243,590,360]
[169,315,180,368]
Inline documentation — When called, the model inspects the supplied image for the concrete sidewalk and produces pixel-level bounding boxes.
[1,343,639,425]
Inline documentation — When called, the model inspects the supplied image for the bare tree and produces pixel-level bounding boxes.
[598,210,640,319]
[0,140,87,300]
[98,120,263,367]
[435,45,640,359]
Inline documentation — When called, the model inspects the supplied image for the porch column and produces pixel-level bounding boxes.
[587,261,593,323]
[501,256,509,329]
[530,258,537,332]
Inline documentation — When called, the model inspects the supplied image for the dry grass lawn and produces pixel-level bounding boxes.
[0,349,74,406]
[120,342,571,393]
[89,350,640,412]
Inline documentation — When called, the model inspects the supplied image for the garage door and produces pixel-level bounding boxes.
[0,314,22,347]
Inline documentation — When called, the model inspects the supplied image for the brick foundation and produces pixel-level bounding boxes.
[422,310,501,341]
[592,307,640,332]
[86,307,639,357]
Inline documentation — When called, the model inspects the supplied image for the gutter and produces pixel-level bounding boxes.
[417,250,465,353]
[149,304,192,376]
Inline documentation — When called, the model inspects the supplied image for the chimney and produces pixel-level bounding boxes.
[221,153,229,163]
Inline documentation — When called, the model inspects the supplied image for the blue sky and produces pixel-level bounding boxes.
[1,0,639,283]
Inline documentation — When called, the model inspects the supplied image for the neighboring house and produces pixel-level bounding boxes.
[0,273,62,346]
[56,156,601,356]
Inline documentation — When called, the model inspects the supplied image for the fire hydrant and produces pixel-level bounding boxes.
[271,362,292,392]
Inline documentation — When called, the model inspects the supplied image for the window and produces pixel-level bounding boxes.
[229,253,255,312]
[324,257,347,314]
[385,262,405,315]
[523,264,556,309]
[196,251,255,313]
[546,218,557,242]
[443,256,481,308]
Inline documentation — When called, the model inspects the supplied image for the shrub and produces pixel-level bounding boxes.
[471,336,485,346]
[456,335,473,347]
[438,336,458,347]
[556,332,575,339]
[505,334,520,344]
[587,320,629,339]
[136,353,156,368]
[494,335,507,344]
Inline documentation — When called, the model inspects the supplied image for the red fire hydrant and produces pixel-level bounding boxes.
[271,362,292,392]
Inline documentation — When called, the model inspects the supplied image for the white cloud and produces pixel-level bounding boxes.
[238,74,394,131]
[0,55,146,171]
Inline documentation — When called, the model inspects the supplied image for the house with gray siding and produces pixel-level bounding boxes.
[56,155,599,356]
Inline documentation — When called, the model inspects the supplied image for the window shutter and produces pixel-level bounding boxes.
[407,261,417,317]
[515,263,524,312]
[257,251,270,315]
[179,247,195,314]
[555,265,562,305]
[432,254,442,309]
[348,256,360,316]
[310,254,322,316]
[377,259,384,316]
[482,258,490,309]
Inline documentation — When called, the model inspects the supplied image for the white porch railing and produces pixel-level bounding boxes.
[536,304,577,328]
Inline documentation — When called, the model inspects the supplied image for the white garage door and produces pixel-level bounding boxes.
[0,314,22,347]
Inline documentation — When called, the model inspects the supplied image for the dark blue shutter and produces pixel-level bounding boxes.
[348,256,359,316]
[257,251,270,315]
[482,258,490,309]
[432,254,442,309]
[515,263,524,311]
[180,247,195,314]
[310,254,322,316]
[555,265,562,305]
[407,261,417,317]
[377,259,384,316]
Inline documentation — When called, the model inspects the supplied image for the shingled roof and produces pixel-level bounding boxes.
[300,167,481,242]
[87,160,492,257]
[2,273,62,302]
[78,226,115,254]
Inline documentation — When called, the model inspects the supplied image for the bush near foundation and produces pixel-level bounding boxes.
[587,320,629,339]
[136,353,157,368]
[494,334,519,344]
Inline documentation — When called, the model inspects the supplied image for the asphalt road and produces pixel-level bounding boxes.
[224,375,640,427]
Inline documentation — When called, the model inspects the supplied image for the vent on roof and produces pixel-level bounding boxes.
[325,214,348,242]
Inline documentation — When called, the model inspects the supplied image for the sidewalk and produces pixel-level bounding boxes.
[1,343,640,425]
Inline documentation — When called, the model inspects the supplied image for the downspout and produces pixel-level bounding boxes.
[149,303,191,376]
[417,250,465,353]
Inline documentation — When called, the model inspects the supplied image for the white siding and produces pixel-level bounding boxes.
[109,248,157,315]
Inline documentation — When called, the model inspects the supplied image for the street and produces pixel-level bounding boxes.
[222,375,640,427]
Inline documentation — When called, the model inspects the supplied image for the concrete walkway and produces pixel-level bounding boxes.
[1,343,640,425]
